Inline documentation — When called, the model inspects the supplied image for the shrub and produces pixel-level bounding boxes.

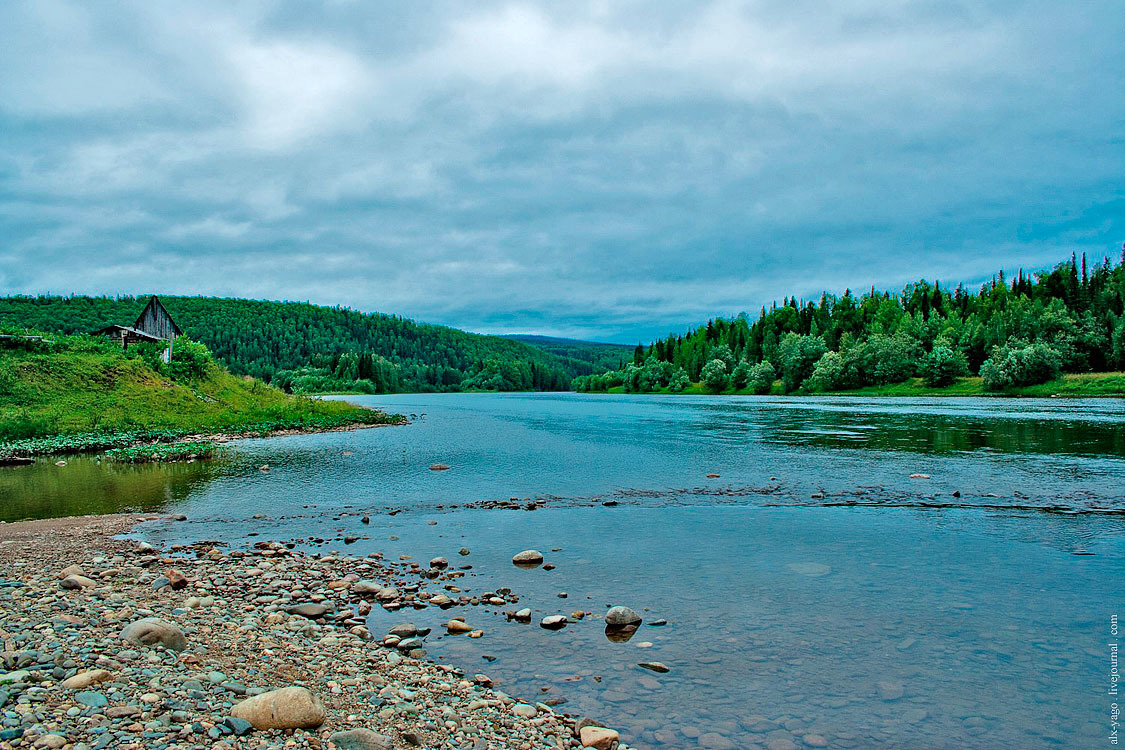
[166,338,214,381]
[748,361,775,394]
[981,341,1063,390]
[701,359,729,392]
[921,346,969,387]
[808,351,846,392]
[669,367,690,392]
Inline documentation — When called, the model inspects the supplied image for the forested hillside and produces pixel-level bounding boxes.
[574,251,1125,394]
[504,335,633,373]
[0,296,590,393]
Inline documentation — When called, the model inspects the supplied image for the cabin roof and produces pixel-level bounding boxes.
[134,295,183,336]
[91,324,166,342]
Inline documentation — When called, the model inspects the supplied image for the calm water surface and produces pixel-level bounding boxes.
[4,393,1124,748]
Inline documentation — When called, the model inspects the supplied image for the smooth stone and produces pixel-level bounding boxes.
[74,691,109,708]
[512,550,544,566]
[230,686,326,729]
[605,606,642,628]
[540,615,568,630]
[638,662,670,673]
[221,717,254,736]
[579,726,620,749]
[388,623,417,638]
[289,603,330,619]
[61,670,113,689]
[60,575,96,590]
[786,562,832,577]
[58,565,85,579]
[120,618,188,651]
[446,620,475,634]
[330,728,394,750]
[698,732,735,750]
[512,703,538,718]
[877,680,905,701]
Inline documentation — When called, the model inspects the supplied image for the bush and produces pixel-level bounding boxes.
[808,351,846,392]
[669,367,690,392]
[980,341,1063,390]
[921,346,969,387]
[166,338,214,381]
[748,361,775,394]
[701,359,729,392]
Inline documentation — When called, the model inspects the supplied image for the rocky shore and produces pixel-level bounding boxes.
[0,514,621,750]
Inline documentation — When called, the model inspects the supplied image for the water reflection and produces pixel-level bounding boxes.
[0,455,221,522]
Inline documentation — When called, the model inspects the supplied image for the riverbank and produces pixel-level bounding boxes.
[594,371,1125,398]
[0,337,404,459]
[0,513,591,750]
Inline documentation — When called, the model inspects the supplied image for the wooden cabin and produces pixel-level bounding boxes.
[94,296,183,362]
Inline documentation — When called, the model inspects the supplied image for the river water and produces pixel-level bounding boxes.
[3,393,1124,748]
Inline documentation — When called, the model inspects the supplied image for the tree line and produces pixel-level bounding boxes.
[0,296,589,393]
[573,249,1125,394]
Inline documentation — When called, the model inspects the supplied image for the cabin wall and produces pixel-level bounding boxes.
[135,304,178,341]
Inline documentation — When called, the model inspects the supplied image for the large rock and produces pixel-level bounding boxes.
[330,729,394,750]
[580,726,620,749]
[60,575,96,590]
[58,564,84,579]
[540,615,568,630]
[512,550,544,566]
[230,686,325,729]
[605,606,642,628]
[120,618,187,651]
[61,669,113,689]
[446,619,475,634]
[289,603,330,619]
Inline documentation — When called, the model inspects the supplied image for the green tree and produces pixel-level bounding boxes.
[778,333,827,392]
[701,359,729,392]
[730,360,752,390]
[748,361,775,394]
[921,346,969,387]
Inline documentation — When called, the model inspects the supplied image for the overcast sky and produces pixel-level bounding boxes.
[1,1,1122,343]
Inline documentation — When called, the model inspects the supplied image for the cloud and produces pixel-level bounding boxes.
[0,0,1122,342]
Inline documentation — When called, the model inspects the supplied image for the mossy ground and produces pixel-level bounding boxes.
[0,337,400,455]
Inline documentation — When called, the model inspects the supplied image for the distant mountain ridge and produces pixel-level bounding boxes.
[504,334,633,373]
[0,295,597,393]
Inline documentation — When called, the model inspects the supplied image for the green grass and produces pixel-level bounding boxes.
[593,373,1125,398]
[0,336,402,457]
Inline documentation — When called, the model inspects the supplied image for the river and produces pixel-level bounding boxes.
[3,393,1123,748]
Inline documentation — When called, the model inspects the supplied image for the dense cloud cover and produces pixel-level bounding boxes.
[1,1,1122,342]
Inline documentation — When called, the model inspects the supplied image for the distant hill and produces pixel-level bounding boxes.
[0,296,595,393]
[504,335,633,373]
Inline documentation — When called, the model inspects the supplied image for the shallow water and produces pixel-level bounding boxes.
[5,393,1125,748]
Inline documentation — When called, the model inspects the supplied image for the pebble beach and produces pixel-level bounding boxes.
[0,514,621,750]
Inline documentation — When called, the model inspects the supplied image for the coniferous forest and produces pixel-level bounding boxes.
[573,251,1125,394]
[0,296,598,393]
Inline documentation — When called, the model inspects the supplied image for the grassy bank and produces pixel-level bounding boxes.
[597,372,1125,398]
[0,335,402,457]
